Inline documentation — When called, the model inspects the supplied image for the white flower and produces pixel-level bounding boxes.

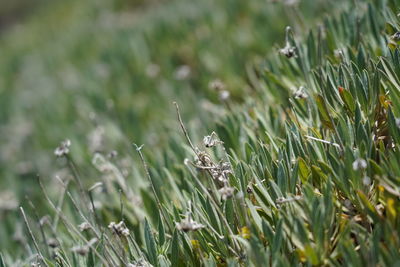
[54,139,71,157]
[352,158,367,171]
[219,90,230,101]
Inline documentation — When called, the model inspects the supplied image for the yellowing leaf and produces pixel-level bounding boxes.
[240,226,251,239]
[298,157,310,183]
[387,198,397,221]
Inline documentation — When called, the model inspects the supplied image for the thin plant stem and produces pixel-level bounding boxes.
[133,143,173,232]
[20,207,49,267]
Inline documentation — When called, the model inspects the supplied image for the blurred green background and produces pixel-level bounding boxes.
[0,0,344,258]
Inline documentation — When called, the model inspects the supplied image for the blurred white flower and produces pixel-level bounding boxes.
[218,185,234,200]
[54,139,71,157]
[146,63,160,78]
[219,90,230,101]
[174,65,191,80]
[88,126,105,153]
[71,238,98,256]
[334,49,344,60]
[0,191,18,211]
[362,176,371,186]
[208,79,225,91]
[352,158,367,171]
[396,118,400,129]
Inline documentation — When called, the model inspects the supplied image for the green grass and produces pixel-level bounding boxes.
[2,0,400,266]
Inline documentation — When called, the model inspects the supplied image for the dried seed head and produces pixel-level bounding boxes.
[214,162,232,182]
[279,43,297,58]
[208,79,225,91]
[54,139,71,157]
[176,217,205,232]
[108,221,130,237]
[39,215,50,226]
[209,161,232,183]
[293,86,308,99]
[92,153,113,172]
[71,238,97,256]
[195,151,213,167]
[47,238,59,248]
[391,32,400,41]
[218,185,235,200]
[246,186,253,194]
[279,26,297,58]
[176,221,204,232]
[78,221,91,232]
[71,245,89,256]
[203,132,223,148]
[107,150,118,158]
[352,158,367,171]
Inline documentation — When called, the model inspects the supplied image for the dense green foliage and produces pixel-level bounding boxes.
[1,0,400,266]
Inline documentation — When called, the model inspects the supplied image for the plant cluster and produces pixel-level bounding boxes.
[2,0,400,266]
